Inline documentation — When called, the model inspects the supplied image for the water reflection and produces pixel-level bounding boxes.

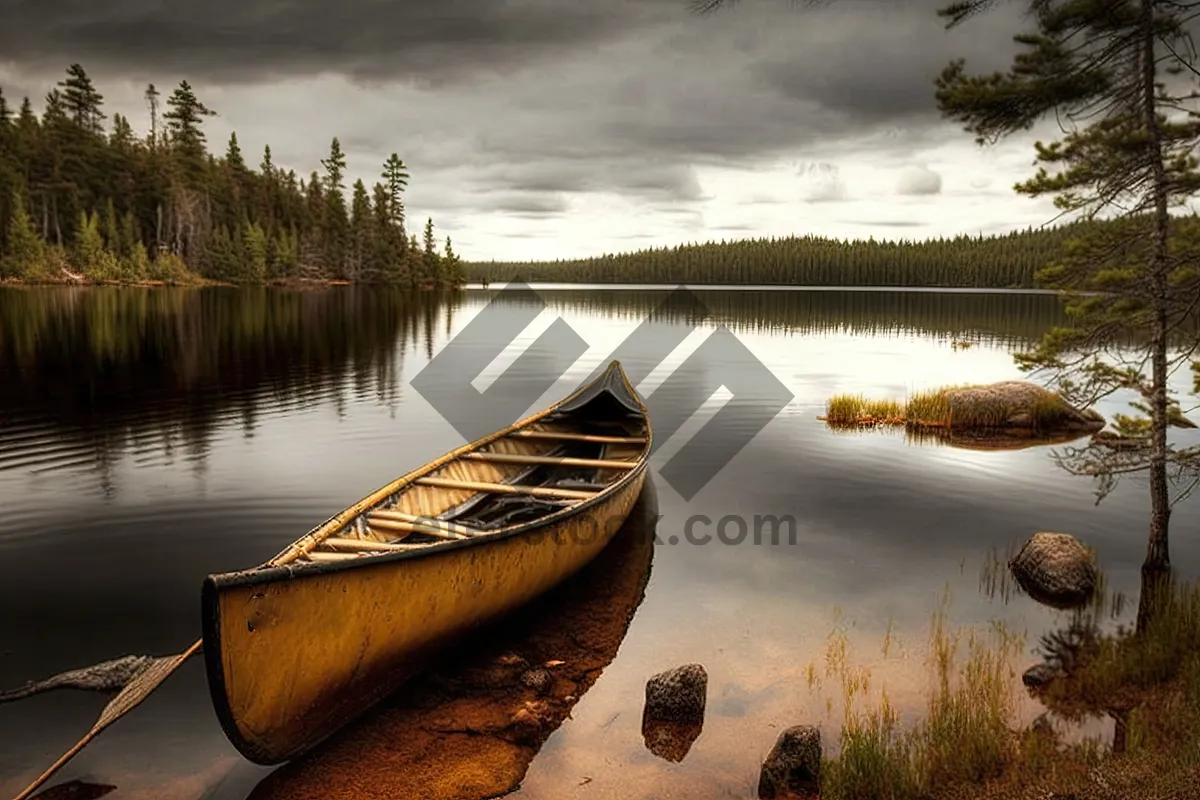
[244,481,658,800]
[29,781,115,800]
[3,285,1199,799]
[642,718,703,763]
[0,287,458,483]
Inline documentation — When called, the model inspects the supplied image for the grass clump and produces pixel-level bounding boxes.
[821,604,1026,800]
[824,394,905,426]
[820,579,1200,800]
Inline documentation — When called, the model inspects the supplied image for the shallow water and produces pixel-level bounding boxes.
[0,285,1196,799]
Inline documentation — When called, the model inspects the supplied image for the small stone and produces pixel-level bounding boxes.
[508,700,551,744]
[1022,662,1065,689]
[521,668,553,696]
[758,725,821,800]
[644,663,707,725]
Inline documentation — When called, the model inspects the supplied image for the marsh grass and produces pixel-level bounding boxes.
[820,599,1027,800]
[818,579,1200,800]
[824,394,905,425]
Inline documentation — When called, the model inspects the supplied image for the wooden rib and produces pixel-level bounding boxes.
[509,430,645,445]
[414,476,598,500]
[369,510,480,536]
[365,516,469,540]
[305,551,366,562]
[320,537,423,552]
[462,452,637,470]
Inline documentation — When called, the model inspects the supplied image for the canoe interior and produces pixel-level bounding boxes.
[290,367,651,564]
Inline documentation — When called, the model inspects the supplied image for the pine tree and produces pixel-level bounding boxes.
[349,179,371,282]
[73,209,119,280]
[422,217,439,285]
[225,132,246,173]
[58,64,105,134]
[321,138,348,277]
[382,153,409,231]
[240,220,268,282]
[935,0,1200,597]
[163,80,215,182]
[443,235,463,286]
[405,233,422,287]
[2,190,43,279]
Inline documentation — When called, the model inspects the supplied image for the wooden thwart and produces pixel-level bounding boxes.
[415,476,598,500]
[463,452,637,470]
[369,509,480,536]
[306,551,364,562]
[509,430,645,445]
[366,516,470,540]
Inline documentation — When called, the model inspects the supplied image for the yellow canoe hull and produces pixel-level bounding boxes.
[201,361,651,764]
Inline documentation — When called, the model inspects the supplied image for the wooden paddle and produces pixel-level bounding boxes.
[13,640,203,800]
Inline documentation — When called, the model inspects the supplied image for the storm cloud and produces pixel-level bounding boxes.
[0,0,1057,260]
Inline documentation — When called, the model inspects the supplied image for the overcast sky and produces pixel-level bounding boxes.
[0,0,1065,261]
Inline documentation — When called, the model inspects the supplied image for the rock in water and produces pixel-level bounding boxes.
[939,381,1104,431]
[758,725,821,799]
[1009,532,1098,609]
[644,663,707,725]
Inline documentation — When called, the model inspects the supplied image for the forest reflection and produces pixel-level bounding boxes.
[0,287,460,475]
[0,285,1079,480]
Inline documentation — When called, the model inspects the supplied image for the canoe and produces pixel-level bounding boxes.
[201,360,652,765]
[246,482,659,800]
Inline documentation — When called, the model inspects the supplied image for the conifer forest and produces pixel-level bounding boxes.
[0,65,464,287]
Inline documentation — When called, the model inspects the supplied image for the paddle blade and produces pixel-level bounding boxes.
[12,640,202,800]
[92,642,200,734]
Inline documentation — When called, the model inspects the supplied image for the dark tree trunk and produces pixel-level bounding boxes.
[1141,0,1171,575]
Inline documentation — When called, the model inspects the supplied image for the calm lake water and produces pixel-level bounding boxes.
[1,285,1197,799]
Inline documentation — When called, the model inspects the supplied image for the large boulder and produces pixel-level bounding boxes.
[644,663,707,725]
[935,381,1104,432]
[1010,532,1098,609]
[758,725,822,799]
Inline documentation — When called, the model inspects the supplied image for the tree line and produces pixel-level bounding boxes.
[464,221,1110,289]
[0,65,464,286]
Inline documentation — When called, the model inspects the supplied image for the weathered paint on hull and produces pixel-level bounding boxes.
[202,469,646,765]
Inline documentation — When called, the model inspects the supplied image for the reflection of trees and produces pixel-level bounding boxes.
[1020,565,1199,762]
[0,288,458,479]
[494,288,1066,346]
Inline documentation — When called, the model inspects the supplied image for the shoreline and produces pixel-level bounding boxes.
[1,277,1075,295]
